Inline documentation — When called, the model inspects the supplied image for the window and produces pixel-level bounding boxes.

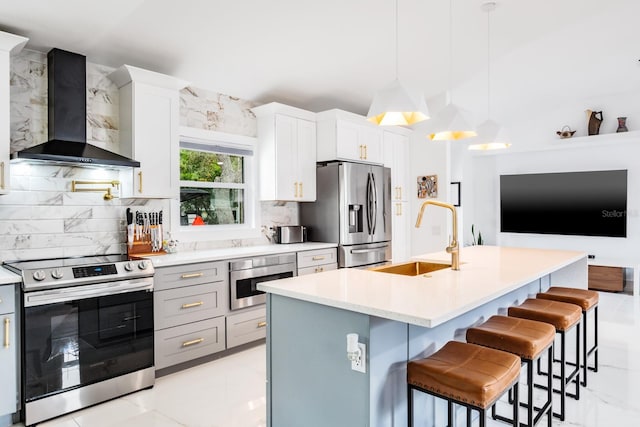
[173,127,259,241]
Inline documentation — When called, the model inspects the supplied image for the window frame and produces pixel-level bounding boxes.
[171,126,260,242]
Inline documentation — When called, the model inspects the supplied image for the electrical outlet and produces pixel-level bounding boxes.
[351,343,366,373]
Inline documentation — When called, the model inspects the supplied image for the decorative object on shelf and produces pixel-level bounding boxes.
[417,175,438,198]
[471,224,483,246]
[556,125,576,139]
[586,109,603,135]
[616,117,628,133]
[450,181,461,206]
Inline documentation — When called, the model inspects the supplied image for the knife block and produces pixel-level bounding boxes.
[127,228,166,257]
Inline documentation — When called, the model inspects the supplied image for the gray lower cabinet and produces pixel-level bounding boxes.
[0,284,17,421]
[154,261,229,370]
[226,306,267,348]
[297,248,338,276]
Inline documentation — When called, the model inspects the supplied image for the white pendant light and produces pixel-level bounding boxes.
[367,0,430,126]
[426,0,476,141]
[468,1,510,151]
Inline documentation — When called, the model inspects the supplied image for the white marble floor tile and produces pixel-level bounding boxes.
[13,292,640,427]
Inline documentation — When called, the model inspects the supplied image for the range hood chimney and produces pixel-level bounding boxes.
[11,48,140,168]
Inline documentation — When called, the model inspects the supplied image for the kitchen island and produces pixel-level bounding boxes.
[258,245,587,427]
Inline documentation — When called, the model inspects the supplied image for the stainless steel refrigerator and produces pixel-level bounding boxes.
[300,161,391,268]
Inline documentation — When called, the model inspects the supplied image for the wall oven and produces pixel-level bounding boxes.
[229,253,296,310]
[3,255,155,426]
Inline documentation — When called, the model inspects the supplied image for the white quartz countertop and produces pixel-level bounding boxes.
[0,268,21,285]
[257,245,586,328]
[146,242,338,268]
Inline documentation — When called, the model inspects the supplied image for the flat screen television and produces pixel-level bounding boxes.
[500,170,627,237]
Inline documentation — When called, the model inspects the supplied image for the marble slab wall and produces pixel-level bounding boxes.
[3,49,299,260]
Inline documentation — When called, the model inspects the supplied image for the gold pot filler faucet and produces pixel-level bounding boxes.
[415,200,460,271]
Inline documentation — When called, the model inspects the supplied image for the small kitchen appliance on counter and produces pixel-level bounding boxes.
[273,225,307,244]
[3,255,155,426]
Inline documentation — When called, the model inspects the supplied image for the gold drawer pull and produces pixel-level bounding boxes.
[364,145,368,159]
[300,182,303,198]
[181,272,204,279]
[182,338,204,347]
[257,321,267,328]
[294,182,299,198]
[4,318,9,348]
[181,301,204,309]
[311,256,325,261]
[315,267,324,273]
[138,171,143,193]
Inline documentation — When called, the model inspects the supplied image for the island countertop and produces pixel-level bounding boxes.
[257,245,586,327]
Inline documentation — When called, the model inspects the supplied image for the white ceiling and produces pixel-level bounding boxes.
[1,0,638,116]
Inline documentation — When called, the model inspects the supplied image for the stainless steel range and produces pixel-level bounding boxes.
[3,255,155,426]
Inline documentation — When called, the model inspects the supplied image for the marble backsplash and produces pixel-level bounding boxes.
[4,49,298,260]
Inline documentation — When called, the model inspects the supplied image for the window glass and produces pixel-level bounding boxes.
[179,148,246,227]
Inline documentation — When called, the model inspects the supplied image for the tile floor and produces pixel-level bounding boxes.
[13,291,640,427]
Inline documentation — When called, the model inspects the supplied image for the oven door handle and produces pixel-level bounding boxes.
[24,278,154,307]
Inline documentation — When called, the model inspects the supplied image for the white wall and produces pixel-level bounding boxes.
[468,136,640,260]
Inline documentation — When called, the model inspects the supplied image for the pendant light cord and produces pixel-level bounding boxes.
[448,0,453,104]
[395,0,399,80]
[486,6,491,120]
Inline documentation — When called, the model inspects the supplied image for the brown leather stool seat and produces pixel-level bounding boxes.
[508,299,581,332]
[508,298,582,421]
[467,315,555,427]
[407,341,520,427]
[537,286,600,387]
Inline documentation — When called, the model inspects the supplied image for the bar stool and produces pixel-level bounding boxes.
[466,315,555,427]
[508,298,581,421]
[536,286,599,387]
[407,341,520,427]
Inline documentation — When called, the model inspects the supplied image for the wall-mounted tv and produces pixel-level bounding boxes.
[500,170,627,237]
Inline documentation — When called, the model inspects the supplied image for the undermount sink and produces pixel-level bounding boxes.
[369,261,452,276]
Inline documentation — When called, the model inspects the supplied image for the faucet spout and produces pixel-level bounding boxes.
[415,200,460,271]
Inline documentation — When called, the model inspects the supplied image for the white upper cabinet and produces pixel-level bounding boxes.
[383,129,411,202]
[253,102,317,201]
[383,128,413,262]
[317,109,383,165]
[109,65,187,198]
[0,31,28,195]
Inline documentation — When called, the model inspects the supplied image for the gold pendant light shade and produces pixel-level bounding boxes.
[467,119,511,150]
[367,79,430,126]
[426,103,477,141]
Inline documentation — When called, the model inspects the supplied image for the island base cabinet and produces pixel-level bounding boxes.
[155,316,225,370]
[226,306,267,348]
[588,265,624,292]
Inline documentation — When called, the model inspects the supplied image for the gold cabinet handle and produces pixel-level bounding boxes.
[396,203,402,216]
[364,145,368,159]
[4,318,9,348]
[399,186,402,200]
[181,272,204,279]
[315,266,324,273]
[257,321,267,328]
[0,161,4,190]
[294,182,299,198]
[359,144,363,159]
[182,338,204,347]
[138,171,143,193]
[312,256,325,261]
[299,182,303,198]
[181,301,204,309]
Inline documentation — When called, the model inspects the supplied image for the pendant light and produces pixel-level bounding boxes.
[367,0,430,126]
[426,0,476,141]
[468,1,511,150]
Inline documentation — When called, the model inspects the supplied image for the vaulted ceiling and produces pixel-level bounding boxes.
[1,0,638,117]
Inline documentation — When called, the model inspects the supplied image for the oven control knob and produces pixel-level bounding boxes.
[51,268,64,279]
[123,262,134,272]
[33,270,46,281]
[138,260,149,270]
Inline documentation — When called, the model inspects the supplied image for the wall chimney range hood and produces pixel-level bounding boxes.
[11,48,140,168]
